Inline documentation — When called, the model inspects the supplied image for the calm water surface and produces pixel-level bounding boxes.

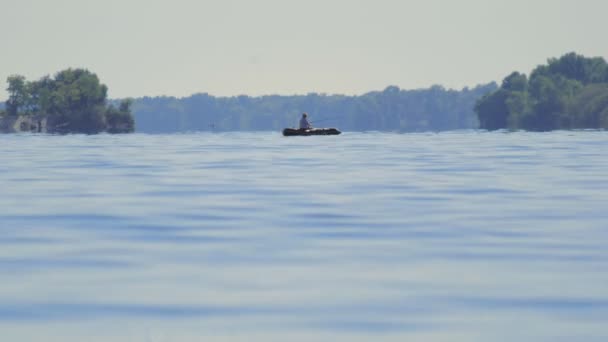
[1,131,607,341]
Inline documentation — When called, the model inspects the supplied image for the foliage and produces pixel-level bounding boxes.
[106,99,135,133]
[132,83,497,133]
[476,52,608,131]
[569,83,608,128]
[6,75,29,116]
[4,69,134,133]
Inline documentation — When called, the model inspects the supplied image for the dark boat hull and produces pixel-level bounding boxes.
[282,128,341,136]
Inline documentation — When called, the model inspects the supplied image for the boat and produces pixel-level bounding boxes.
[282,128,341,136]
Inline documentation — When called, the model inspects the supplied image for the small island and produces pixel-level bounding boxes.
[0,68,134,134]
[475,52,608,131]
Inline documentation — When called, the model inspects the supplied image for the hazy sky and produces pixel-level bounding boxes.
[1,0,607,99]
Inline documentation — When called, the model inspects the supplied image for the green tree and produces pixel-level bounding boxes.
[106,98,135,133]
[119,98,132,113]
[526,75,582,130]
[546,52,608,85]
[570,84,608,128]
[477,52,608,131]
[475,73,529,130]
[502,72,527,92]
[6,75,29,116]
[504,91,528,128]
[2,68,134,134]
[45,69,109,133]
[475,89,510,130]
[27,76,54,115]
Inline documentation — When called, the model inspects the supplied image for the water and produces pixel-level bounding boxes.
[1,131,607,341]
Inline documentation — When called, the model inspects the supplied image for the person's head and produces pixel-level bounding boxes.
[302,113,308,118]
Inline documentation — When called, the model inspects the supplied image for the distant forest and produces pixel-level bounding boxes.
[476,52,608,131]
[132,84,497,133]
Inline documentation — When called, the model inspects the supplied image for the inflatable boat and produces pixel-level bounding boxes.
[282,128,341,136]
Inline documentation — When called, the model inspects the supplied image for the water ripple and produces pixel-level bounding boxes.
[1,131,607,340]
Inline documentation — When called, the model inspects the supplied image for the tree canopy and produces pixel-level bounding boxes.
[4,69,134,134]
[132,83,496,133]
[475,52,608,131]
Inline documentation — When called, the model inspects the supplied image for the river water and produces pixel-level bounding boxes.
[1,131,607,341]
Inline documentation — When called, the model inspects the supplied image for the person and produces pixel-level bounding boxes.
[299,112,312,129]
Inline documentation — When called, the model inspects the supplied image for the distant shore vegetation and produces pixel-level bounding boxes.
[132,84,497,133]
[3,53,606,134]
[476,52,608,131]
[1,68,134,134]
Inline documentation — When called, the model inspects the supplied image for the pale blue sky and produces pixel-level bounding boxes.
[1,0,606,99]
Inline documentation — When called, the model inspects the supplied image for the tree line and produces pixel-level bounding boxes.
[1,68,134,134]
[132,84,497,133]
[476,52,608,131]
[4,54,607,134]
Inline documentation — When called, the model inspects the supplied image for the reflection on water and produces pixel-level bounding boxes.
[1,131,608,341]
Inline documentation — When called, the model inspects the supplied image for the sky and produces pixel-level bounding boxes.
[1,0,607,100]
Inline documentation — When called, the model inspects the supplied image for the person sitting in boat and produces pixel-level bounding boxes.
[299,113,312,130]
